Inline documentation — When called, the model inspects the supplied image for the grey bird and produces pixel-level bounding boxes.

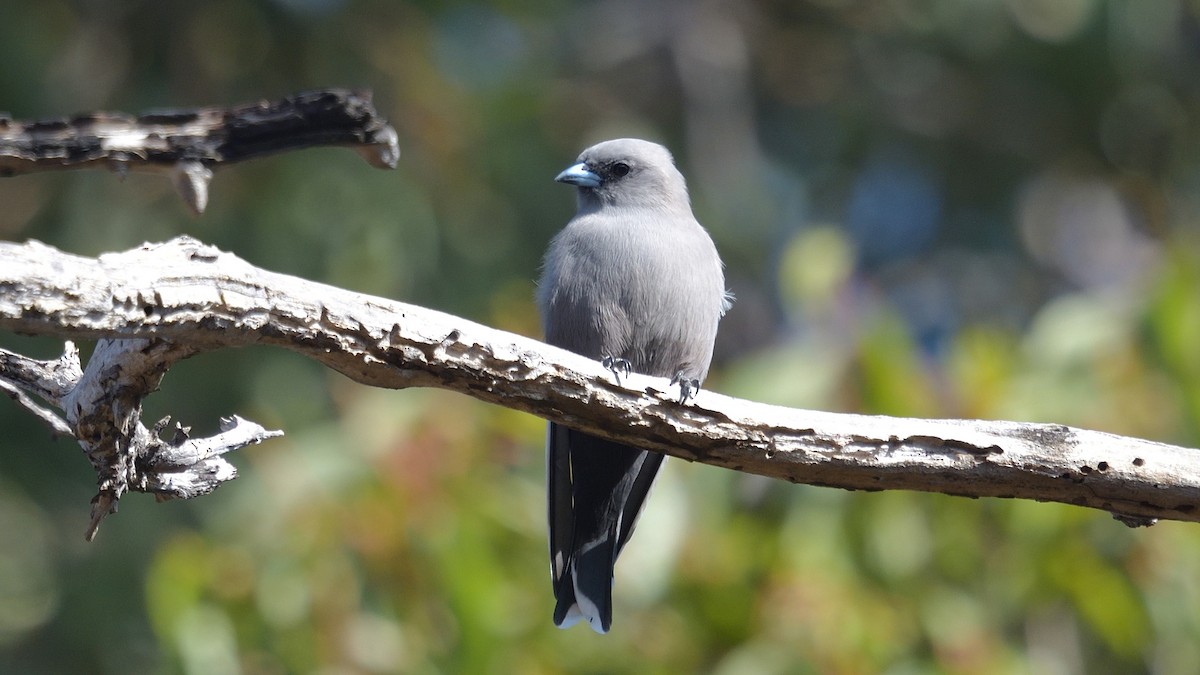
[537,138,729,633]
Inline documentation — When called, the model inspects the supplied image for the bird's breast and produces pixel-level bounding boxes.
[539,212,724,376]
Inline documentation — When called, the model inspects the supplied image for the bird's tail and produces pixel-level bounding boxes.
[548,423,664,634]
[552,534,617,633]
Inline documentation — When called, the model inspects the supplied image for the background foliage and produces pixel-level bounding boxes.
[3,0,1200,672]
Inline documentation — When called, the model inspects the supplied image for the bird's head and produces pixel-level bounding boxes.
[555,138,690,210]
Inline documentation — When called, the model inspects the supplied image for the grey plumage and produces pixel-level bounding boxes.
[537,138,728,633]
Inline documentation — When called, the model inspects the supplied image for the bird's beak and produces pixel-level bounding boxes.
[555,163,601,188]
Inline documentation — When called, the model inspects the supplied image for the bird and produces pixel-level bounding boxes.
[537,138,729,633]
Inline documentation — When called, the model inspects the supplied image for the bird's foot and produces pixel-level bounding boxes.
[670,372,701,404]
[602,356,633,385]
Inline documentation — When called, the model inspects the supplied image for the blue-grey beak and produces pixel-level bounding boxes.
[555,162,602,188]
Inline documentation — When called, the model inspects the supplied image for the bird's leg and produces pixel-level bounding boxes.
[670,372,701,405]
[602,356,633,386]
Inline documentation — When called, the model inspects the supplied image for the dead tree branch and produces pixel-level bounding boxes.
[0,89,399,214]
[1,237,1196,535]
[2,333,280,540]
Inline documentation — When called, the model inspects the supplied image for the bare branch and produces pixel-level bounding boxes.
[0,89,399,213]
[0,341,81,404]
[0,317,282,539]
[1,237,1197,530]
[0,341,80,436]
[0,379,72,437]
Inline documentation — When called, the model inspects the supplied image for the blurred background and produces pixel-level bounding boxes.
[2,0,1200,672]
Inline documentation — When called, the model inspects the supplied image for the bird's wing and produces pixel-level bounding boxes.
[547,422,575,590]
[613,446,664,558]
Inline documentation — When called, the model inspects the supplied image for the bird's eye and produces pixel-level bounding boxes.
[611,162,631,177]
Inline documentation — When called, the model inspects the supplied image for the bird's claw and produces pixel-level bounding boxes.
[670,372,701,404]
[602,356,633,385]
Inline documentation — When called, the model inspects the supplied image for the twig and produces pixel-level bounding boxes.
[0,378,72,437]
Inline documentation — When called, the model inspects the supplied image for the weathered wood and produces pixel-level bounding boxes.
[1,237,1195,534]
[0,89,399,213]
